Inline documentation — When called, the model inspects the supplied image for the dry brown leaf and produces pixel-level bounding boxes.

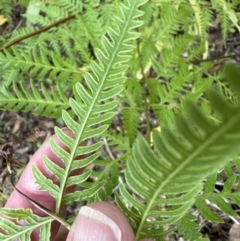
[12,118,22,134]
[0,15,7,26]
[25,128,46,142]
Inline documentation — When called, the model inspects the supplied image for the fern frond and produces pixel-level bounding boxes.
[152,104,177,129]
[0,46,81,83]
[55,0,83,15]
[99,1,120,32]
[178,213,204,240]
[0,68,20,88]
[0,0,15,22]
[189,0,205,36]
[0,80,70,118]
[121,78,144,143]
[123,108,141,144]
[7,26,37,43]
[139,37,158,72]
[160,34,202,68]
[217,79,240,105]
[212,0,240,43]
[196,173,240,223]
[106,132,131,152]
[89,158,120,201]
[36,2,107,59]
[141,0,157,27]
[0,208,53,241]
[119,62,240,239]
[156,2,181,38]
[32,0,148,217]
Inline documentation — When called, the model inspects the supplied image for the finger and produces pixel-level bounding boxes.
[4,129,83,240]
[66,201,135,241]
[56,202,154,241]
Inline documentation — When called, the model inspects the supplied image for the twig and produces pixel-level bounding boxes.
[103,138,115,160]
[190,53,240,64]
[0,14,76,51]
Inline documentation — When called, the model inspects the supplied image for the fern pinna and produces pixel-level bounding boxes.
[0,80,70,118]
[0,0,148,240]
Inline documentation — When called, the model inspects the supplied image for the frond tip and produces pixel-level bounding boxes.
[119,62,240,240]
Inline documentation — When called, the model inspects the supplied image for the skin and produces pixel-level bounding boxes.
[3,131,153,241]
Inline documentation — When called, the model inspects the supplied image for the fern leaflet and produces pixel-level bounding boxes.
[0,208,52,241]
[0,80,70,118]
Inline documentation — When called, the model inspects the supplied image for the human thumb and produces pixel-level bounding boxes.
[66,202,136,241]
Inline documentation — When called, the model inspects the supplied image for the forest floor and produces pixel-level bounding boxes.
[1,2,240,241]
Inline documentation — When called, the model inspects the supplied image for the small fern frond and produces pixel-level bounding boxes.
[141,1,157,27]
[55,0,83,15]
[106,132,131,152]
[139,37,158,73]
[0,208,53,241]
[0,80,70,118]
[0,68,20,88]
[189,0,206,37]
[90,158,120,201]
[196,169,240,223]
[212,0,240,43]
[123,108,141,144]
[118,62,240,239]
[99,1,120,32]
[217,79,240,105]
[178,213,204,240]
[0,0,15,22]
[121,78,144,143]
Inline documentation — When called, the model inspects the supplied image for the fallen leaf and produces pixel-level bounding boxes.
[0,15,7,26]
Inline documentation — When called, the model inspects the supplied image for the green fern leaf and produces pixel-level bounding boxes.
[106,132,130,152]
[195,199,222,223]
[123,108,141,144]
[0,46,81,83]
[212,0,240,43]
[0,208,53,241]
[178,213,206,240]
[32,0,148,214]
[0,80,70,118]
[196,170,240,223]
[119,62,240,239]
[139,37,158,72]
[121,78,144,143]
[91,158,121,201]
